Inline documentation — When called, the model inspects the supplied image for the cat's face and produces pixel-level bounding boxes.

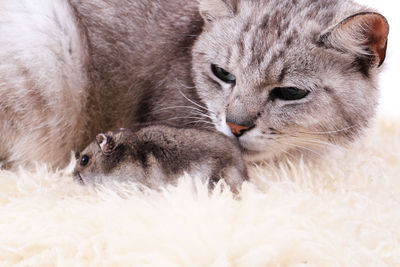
[192,0,388,161]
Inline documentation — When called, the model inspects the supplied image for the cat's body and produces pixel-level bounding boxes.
[0,0,204,168]
[0,0,389,170]
[74,126,247,191]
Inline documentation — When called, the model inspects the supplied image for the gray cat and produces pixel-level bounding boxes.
[74,125,247,191]
[0,0,389,170]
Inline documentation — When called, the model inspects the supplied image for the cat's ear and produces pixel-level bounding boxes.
[198,0,235,23]
[319,12,389,67]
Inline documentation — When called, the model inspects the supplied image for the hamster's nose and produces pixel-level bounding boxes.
[226,122,252,137]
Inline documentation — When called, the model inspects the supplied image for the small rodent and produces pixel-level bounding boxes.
[74,125,248,192]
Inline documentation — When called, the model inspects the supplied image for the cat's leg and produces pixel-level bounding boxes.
[0,0,89,168]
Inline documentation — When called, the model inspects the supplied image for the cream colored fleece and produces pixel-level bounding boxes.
[1,117,399,266]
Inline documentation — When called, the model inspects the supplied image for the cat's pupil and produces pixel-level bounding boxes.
[271,87,309,101]
[211,64,236,84]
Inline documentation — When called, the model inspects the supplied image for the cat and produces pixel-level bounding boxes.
[0,0,389,170]
[74,126,247,192]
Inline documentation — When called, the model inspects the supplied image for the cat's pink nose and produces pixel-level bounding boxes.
[227,122,251,137]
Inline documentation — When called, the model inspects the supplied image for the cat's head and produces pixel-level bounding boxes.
[192,0,389,161]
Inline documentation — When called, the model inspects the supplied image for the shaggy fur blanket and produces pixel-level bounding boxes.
[1,117,399,266]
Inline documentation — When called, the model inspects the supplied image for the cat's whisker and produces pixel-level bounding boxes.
[135,105,213,125]
[283,133,341,149]
[174,79,211,112]
[164,116,210,121]
[177,89,210,113]
[274,139,324,158]
[271,140,298,157]
[251,160,275,171]
[290,134,340,148]
[184,119,215,126]
[181,121,215,129]
[152,105,208,115]
[183,123,215,129]
[138,115,210,126]
[294,138,338,148]
[273,145,293,159]
[275,131,342,149]
[182,110,214,123]
[291,139,335,153]
[184,116,215,124]
[189,111,214,120]
[130,106,215,128]
[297,125,357,135]
[175,80,196,90]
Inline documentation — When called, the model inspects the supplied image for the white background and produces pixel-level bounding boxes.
[357,0,400,115]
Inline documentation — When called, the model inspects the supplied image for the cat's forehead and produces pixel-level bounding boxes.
[206,0,364,85]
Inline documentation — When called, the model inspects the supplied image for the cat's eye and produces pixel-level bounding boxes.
[211,64,236,84]
[80,155,90,167]
[271,87,309,101]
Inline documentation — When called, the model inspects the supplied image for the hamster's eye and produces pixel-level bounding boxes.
[211,64,236,84]
[80,155,90,167]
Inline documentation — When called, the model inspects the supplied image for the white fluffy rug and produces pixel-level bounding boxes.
[1,117,400,266]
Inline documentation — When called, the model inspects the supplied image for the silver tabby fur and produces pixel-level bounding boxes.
[0,0,389,168]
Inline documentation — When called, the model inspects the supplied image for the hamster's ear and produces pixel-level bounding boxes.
[319,12,389,67]
[198,0,236,23]
[96,133,116,155]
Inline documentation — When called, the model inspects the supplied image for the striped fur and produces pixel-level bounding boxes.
[0,0,389,168]
[193,0,388,161]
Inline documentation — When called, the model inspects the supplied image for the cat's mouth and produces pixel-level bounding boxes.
[235,134,281,162]
[214,118,274,160]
